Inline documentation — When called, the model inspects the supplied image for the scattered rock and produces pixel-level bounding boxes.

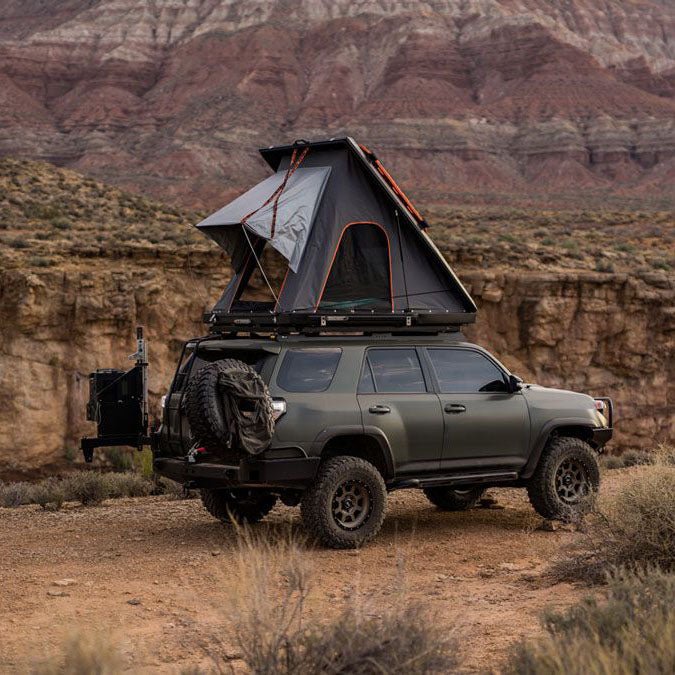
[211,550,221,556]
[47,590,69,597]
[52,578,77,587]
[127,598,142,606]
[498,562,526,572]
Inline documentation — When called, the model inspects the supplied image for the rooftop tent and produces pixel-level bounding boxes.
[197,164,331,272]
[197,137,477,326]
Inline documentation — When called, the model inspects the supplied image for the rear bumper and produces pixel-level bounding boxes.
[154,455,320,489]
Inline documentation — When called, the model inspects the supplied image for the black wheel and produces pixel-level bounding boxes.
[301,456,387,549]
[527,436,600,520]
[423,487,485,511]
[200,488,277,524]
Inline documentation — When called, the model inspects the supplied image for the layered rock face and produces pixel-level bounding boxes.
[2,261,671,477]
[0,0,674,207]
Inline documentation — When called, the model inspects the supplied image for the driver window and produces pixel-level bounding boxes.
[427,349,508,393]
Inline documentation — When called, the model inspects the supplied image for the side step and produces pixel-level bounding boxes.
[390,471,518,491]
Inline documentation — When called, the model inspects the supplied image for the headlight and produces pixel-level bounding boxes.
[271,398,286,421]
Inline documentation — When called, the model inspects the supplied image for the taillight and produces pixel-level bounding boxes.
[271,398,287,421]
[594,399,606,412]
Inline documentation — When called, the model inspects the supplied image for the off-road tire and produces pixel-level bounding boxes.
[200,488,277,524]
[423,487,485,511]
[527,436,600,521]
[301,456,387,549]
[185,358,263,456]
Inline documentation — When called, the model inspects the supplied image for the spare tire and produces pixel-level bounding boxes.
[185,358,274,457]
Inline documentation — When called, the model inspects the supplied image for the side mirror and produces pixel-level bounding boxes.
[508,374,524,393]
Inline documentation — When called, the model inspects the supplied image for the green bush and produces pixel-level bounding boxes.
[507,569,675,675]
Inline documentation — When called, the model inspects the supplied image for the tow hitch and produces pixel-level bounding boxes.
[80,326,151,462]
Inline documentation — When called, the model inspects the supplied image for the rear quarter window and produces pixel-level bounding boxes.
[277,348,342,393]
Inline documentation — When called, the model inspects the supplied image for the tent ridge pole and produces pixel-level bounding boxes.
[395,209,410,311]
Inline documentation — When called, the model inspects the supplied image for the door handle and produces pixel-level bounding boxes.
[369,404,391,414]
[444,403,466,414]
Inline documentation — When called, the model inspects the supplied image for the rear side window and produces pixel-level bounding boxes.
[363,349,426,393]
[277,348,342,393]
[427,349,508,393]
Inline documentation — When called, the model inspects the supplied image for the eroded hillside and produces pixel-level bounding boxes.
[0,158,672,476]
[0,0,674,206]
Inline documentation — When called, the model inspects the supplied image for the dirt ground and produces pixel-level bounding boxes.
[0,473,628,674]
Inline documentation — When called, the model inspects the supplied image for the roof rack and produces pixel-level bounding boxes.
[203,310,472,335]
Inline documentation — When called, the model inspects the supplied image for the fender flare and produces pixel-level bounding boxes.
[311,425,396,478]
[521,418,597,479]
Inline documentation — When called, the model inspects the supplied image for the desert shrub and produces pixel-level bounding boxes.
[224,529,456,674]
[601,454,624,470]
[553,460,675,582]
[654,443,675,466]
[32,478,66,510]
[507,568,675,675]
[63,472,109,506]
[0,481,33,507]
[33,632,121,674]
[104,472,152,499]
[621,448,654,467]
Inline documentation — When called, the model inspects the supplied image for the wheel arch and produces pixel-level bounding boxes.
[312,426,395,479]
[522,419,598,480]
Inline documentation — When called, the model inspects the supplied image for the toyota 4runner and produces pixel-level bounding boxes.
[150,331,612,548]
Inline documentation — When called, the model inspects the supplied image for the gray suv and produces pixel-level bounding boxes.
[153,332,612,548]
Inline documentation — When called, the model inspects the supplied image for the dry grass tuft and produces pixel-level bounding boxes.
[507,568,675,675]
[214,527,457,674]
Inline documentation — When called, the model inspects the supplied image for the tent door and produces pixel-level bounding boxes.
[317,222,394,312]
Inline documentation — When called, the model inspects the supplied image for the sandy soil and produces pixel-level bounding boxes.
[0,474,626,674]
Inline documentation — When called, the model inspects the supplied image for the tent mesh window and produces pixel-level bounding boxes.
[318,222,393,312]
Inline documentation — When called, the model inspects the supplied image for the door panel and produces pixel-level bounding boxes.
[357,348,443,474]
[425,348,530,470]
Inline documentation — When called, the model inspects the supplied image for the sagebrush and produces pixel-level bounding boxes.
[0,472,180,508]
[507,568,675,675]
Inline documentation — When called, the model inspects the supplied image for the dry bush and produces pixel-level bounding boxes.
[0,481,33,507]
[553,454,675,583]
[507,568,675,675]
[63,472,110,506]
[0,471,158,509]
[33,633,121,674]
[220,527,457,674]
[32,478,66,510]
[103,472,152,499]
